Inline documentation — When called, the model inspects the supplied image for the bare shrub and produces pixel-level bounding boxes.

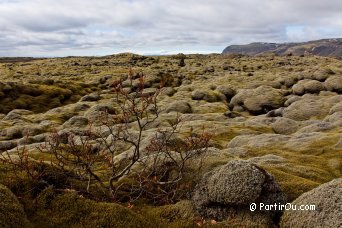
[0,146,46,183]
[0,69,211,204]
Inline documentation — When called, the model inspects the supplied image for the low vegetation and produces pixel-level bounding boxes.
[0,53,341,227]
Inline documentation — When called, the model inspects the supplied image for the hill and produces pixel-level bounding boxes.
[222,38,342,58]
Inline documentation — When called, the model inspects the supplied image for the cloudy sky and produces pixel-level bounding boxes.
[0,0,341,57]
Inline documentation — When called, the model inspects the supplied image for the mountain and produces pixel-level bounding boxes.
[222,38,342,58]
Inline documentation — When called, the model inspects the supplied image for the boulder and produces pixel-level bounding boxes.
[215,86,236,100]
[227,134,291,149]
[192,160,286,225]
[0,140,18,151]
[0,184,30,227]
[4,126,23,139]
[72,103,90,112]
[283,97,331,121]
[63,116,89,128]
[84,104,117,119]
[284,95,301,107]
[57,129,89,144]
[230,86,285,114]
[191,89,223,103]
[329,102,342,115]
[324,111,342,123]
[2,109,33,121]
[4,125,44,140]
[292,79,326,95]
[134,87,157,98]
[18,133,47,146]
[122,74,162,89]
[312,69,331,82]
[291,83,302,95]
[284,132,338,152]
[266,107,284,117]
[296,121,336,133]
[271,117,299,134]
[232,105,245,112]
[161,87,176,96]
[276,77,298,88]
[223,111,241,118]
[325,75,342,93]
[164,101,192,114]
[281,178,342,228]
[80,93,101,102]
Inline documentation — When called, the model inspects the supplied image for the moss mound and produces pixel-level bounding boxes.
[0,82,98,114]
[281,178,342,228]
[143,200,196,228]
[31,188,156,228]
[0,184,31,228]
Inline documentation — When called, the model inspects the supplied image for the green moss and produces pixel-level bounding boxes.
[31,188,157,228]
[244,144,341,202]
[0,82,99,114]
[142,200,196,228]
[263,167,321,201]
[0,184,31,228]
[213,130,238,148]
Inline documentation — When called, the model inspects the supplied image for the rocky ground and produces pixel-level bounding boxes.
[0,53,341,227]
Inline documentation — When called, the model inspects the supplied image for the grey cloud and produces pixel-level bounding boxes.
[0,0,341,56]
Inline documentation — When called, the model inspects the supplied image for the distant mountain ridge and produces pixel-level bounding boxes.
[222,38,342,58]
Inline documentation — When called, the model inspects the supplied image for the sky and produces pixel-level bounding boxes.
[0,0,341,57]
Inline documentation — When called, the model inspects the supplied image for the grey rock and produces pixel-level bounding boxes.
[284,95,301,107]
[271,117,299,134]
[283,97,330,121]
[281,178,342,228]
[63,116,89,128]
[329,102,342,115]
[18,133,48,146]
[227,134,291,149]
[296,121,335,133]
[325,75,342,93]
[161,87,176,96]
[312,69,331,82]
[84,104,117,119]
[192,160,286,223]
[230,86,285,114]
[134,87,157,98]
[266,107,284,117]
[292,79,326,95]
[4,125,44,140]
[191,89,222,102]
[292,84,305,95]
[232,105,245,112]
[216,86,236,100]
[4,126,23,139]
[57,129,89,144]
[164,101,192,114]
[0,140,18,151]
[277,77,298,88]
[224,111,241,118]
[324,111,342,123]
[73,103,90,112]
[2,109,33,121]
[80,93,101,102]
